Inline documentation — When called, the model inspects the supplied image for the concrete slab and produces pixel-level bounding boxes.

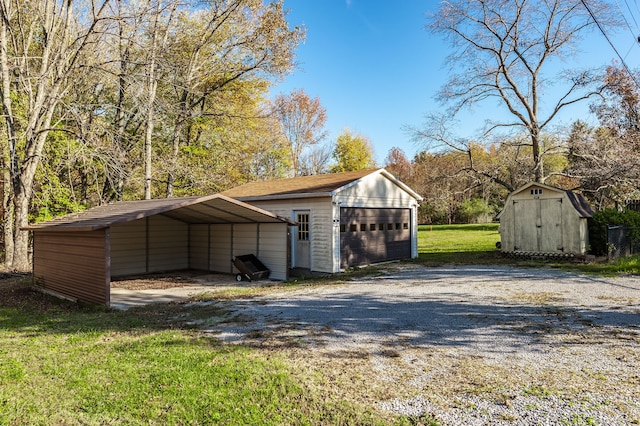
[110,285,217,310]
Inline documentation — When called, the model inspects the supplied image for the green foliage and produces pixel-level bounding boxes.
[458,198,494,224]
[31,132,88,221]
[331,128,376,172]
[588,209,640,256]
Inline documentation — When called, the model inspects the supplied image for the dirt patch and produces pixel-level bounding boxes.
[111,271,238,290]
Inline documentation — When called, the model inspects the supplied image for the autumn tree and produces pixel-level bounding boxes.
[384,147,412,183]
[161,0,304,197]
[330,128,376,173]
[421,0,615,184]
[566,66,640,207]
[298,143,333,176]
[0,0,113,270]
[272,89,328,176]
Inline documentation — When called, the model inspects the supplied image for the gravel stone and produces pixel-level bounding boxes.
[207,264,640,425]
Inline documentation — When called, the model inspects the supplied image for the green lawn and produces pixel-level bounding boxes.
[0,278,432,426]
[418,223,500,253]
[2,224,637,425]
[416,223,504,265]
[416,222,640,275]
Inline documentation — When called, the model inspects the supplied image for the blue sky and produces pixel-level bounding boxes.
[272,0,640,164]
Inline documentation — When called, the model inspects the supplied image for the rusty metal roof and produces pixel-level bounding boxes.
[24,194,294,232]
[221,168,422,201]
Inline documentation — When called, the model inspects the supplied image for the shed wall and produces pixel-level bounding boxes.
[188,223,288,280]
[244,198,334,273]
[110,215,188,277]
[499,186,589,255]
[33,230,109,305]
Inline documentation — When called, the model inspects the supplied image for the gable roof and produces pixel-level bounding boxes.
[221,168,423,201]
[497,182,593,219]
[24,194,294,232]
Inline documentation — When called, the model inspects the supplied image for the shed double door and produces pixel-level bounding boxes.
[513,198,563,252]
[340,208,411,268]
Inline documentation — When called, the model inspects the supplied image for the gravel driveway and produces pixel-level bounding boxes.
[201,264,640,425]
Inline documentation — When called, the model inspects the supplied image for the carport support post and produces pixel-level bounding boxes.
[105,227,111,307]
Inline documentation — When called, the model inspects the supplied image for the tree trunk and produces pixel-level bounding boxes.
[166,90,188,198]
[0,3,15,266]
[531,130,543,183]
[2,162,13,266]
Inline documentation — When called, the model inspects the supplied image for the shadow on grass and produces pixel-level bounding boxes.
[2,264,638,354]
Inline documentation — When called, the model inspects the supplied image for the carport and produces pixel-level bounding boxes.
[25,194,294,307]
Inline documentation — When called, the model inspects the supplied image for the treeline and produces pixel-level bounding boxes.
[0,0,305,269]
[386,65,640,225]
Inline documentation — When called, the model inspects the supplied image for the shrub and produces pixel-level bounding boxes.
[588,209,640,256]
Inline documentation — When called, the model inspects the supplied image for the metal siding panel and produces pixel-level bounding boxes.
[189,224,209,270]
[257,223,288,280]
[110,220,147,276]
[148,215,188,272]
[232,224,259,276]
[210,224,232,273]
[33,230,108,305]
[232,224,258,257]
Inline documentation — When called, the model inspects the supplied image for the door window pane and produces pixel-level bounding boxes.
[297,213,310,240]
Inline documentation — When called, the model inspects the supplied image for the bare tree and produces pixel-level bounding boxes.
[424,0,615,183]
[272,89,327,177]
[299,143,333,176]
[143,0,177,199]
[0,0,113,270]
[566,66,640,207]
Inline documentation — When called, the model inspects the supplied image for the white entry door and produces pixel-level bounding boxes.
[293,210,311,268]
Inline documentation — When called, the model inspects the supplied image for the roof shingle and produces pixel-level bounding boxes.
[221,169,380,199]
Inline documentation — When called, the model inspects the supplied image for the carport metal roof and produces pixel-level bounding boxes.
[24,194,295,232]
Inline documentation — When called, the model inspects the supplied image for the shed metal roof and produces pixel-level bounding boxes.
[25,194,294,232]
[496,182,594,219]
[221,168,423,201]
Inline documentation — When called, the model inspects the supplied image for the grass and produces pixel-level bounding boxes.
[416,223,640,275]
[2,224,638,425]
[0,277,433,425]
[415,223,506,265]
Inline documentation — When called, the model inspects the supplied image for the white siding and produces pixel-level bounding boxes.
[245,198,336,273]
[110,220,147,276]
[335,173,417,208]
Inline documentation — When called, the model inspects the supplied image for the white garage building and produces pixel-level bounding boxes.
[223,169,423,273]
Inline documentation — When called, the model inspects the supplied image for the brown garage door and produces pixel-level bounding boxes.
[340,208,411,268]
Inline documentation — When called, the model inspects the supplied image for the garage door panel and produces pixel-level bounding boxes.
[340,208,410,268]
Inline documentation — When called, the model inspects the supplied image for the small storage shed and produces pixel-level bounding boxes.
[497,182,593,255]
[25,194,293,306]
[222,169,423,272]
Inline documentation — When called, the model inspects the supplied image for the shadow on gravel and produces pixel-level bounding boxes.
[222,292,639,352]
[2,267,638,355]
